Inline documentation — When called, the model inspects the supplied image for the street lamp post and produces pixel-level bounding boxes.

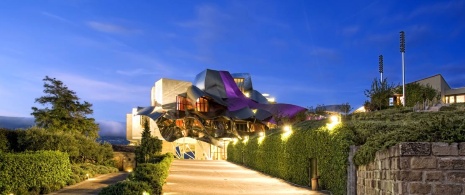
[400,31,406,107]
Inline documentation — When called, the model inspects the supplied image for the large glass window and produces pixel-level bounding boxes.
[457,95,465,103]
[196,97,209,112]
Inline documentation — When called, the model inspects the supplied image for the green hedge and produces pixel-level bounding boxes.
[1,127,115,165]
[101,153,174,195]
[99,180,152,195]
[228,119,352,195]
[0,150,72,194]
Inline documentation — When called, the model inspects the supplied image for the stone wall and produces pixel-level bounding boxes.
[357,142,465,195]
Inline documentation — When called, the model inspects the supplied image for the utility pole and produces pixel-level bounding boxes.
[379,55,383,81]
[400,31,406,107]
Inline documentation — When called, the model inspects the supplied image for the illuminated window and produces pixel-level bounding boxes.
[196,97,209,112]
[234,78,245,93]
[176,96,193,111]
[457,95,465,103]
[235,122,248,131]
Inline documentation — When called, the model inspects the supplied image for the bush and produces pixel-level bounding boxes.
[99,180,152,195]
[6,127,116,165]
[133,153,173,194]
[0,150,71,194]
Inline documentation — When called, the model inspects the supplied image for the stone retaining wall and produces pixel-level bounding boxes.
[357,142,465,195]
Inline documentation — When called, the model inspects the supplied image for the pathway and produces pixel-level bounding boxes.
[48,172,128,195]
[163,160,330,195]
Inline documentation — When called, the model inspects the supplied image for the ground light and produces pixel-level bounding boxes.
[232,138,238,145]
[326,115,341,130]
[243,135,249,143]
[258,131,265,144]
[281,125,293,141]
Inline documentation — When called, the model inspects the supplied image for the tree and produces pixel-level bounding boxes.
[364,78,397,111]
[394,82,440,107]
[31,76,99,139]
[135,118,162,163]
[338,102,352,117]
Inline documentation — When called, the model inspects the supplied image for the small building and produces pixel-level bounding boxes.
[413,74,465,104]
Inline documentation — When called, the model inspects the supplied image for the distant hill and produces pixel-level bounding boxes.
[0,116,35,129]
[0,116,126,137]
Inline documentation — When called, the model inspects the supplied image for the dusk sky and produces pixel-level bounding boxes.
[1,0,464,135]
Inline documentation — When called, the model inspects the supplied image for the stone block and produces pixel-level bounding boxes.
[459,142,465,156]
[394,182,408,195]
[410,156,437,169]
[439,157,465,170]
[434,184,463,194]
[382,159,390,170]
[399,157,410,169]
[432,142,459,156]
[400,142,431,156]
[391,157,399,170]
[425,171,444,182]
[446,172,465,183]
[408,183,431,194]
[373,171,381,179]
[390,145,400,157]
[398,171,422,181]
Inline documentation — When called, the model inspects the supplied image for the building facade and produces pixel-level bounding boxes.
[414,74,465,104]
[127,69,306,160]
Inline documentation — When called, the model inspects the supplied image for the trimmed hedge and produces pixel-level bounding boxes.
[228,119,352,195]
[0,150,72,194]
[99,180,152,195]
[100,153,174,195]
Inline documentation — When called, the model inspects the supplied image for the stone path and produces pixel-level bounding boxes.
[163,160,330,195]
[48,172,128,195]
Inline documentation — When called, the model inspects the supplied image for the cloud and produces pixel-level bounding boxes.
[41,11,73,24]
[310,47,340,60]
[341,26,360,36]
[98,120,125,137]
[116,68,158,76]
[87,21,141,34]
[53,73,147,102]
[407,0,464,19]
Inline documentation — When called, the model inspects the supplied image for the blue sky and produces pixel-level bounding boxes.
[1,0,464,135]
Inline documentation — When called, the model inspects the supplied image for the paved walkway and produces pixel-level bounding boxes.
[48,172,128,195]
[163,160,330,195]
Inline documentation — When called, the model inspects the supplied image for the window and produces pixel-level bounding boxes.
[457,95,465,103]
[235,122,248,131]
[234,78,245,93]
[196,97,209,112]
[176,96,192,111]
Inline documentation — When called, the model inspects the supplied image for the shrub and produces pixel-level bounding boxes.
[0,151,71,194]
[8,127,116,165]
[99,180,152,195]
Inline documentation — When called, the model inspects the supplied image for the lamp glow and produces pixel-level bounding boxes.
[243,135,249,143]
[244,92,250,97]
[258,132,265,137]
[283,125,292,132]
[327,115,341,130]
